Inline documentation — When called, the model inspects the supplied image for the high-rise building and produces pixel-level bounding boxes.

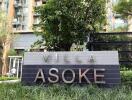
[9,0,46,32]
[0,0,46,52]
[0,0,7,11]
[0,0,3,10]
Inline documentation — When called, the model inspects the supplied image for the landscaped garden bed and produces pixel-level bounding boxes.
[0,83,132,100]
[0,70,131,100]
[0,77,19,84]
[121,71,132,86]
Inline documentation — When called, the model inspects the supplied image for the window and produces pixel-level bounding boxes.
[34,17,40,24]
[23,0,27,5]
[35,1,42,6]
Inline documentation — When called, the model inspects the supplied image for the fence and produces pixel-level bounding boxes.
[8,56,23,78]
[88,32,132,66]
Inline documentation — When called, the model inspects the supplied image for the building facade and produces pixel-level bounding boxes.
[7,0,46,32]
[1,0,46,52]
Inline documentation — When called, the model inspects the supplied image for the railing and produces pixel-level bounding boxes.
[12,21,21,25]
[17,11,23,16]
[33,13,41,16]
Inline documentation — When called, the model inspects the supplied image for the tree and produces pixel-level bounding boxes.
[0,11,13,75]
[113,26,128,32]
[114,0,132,31]
[114,0,132,18]
[34,0,106,51]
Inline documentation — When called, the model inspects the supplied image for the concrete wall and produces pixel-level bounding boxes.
[23,51,119,65]
[12,33,42,50]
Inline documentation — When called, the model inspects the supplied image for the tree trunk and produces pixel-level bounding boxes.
[2,47,9,75]
[1,36,11,76]
[0,59,2,76]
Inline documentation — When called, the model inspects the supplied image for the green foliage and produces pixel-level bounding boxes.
[0,11,12,37]
[0,11,7,37]
[93,34,132,67]
[0,77,17,81]
[111,25,128,32]
[0,76,17,81]
[121,71,132,85]
[34,0,106,51]
[8,49,17,56]
[120,66,131,71]
[70,42,88,51]
[114,0,132,18]
[0,83,132,100]
[93,34,132,50]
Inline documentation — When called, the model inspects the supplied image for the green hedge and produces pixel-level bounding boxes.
[121,71,132,85]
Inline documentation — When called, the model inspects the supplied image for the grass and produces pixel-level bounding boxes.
[0,83,132,100]
[0,71,131,100]
[0,76,18,81]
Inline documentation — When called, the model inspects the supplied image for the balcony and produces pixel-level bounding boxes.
[34,4,40,7]
[33,13,41,16]
[12,21,21,25]
[42,0,47,4]
[14,1,22,8]
[33,23,39,26]
[12,19,21,25]
[33,21,40,26]
[16,12,23,16]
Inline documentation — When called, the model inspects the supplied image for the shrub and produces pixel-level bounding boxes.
[121,71,132,85]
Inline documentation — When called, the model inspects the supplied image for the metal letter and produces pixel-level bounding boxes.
[94,69,106,84]
[62,69,75,83]
[34,69,45,83]
[79,69,91,83]
[43,55,50,63]
[48,68,59,83]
